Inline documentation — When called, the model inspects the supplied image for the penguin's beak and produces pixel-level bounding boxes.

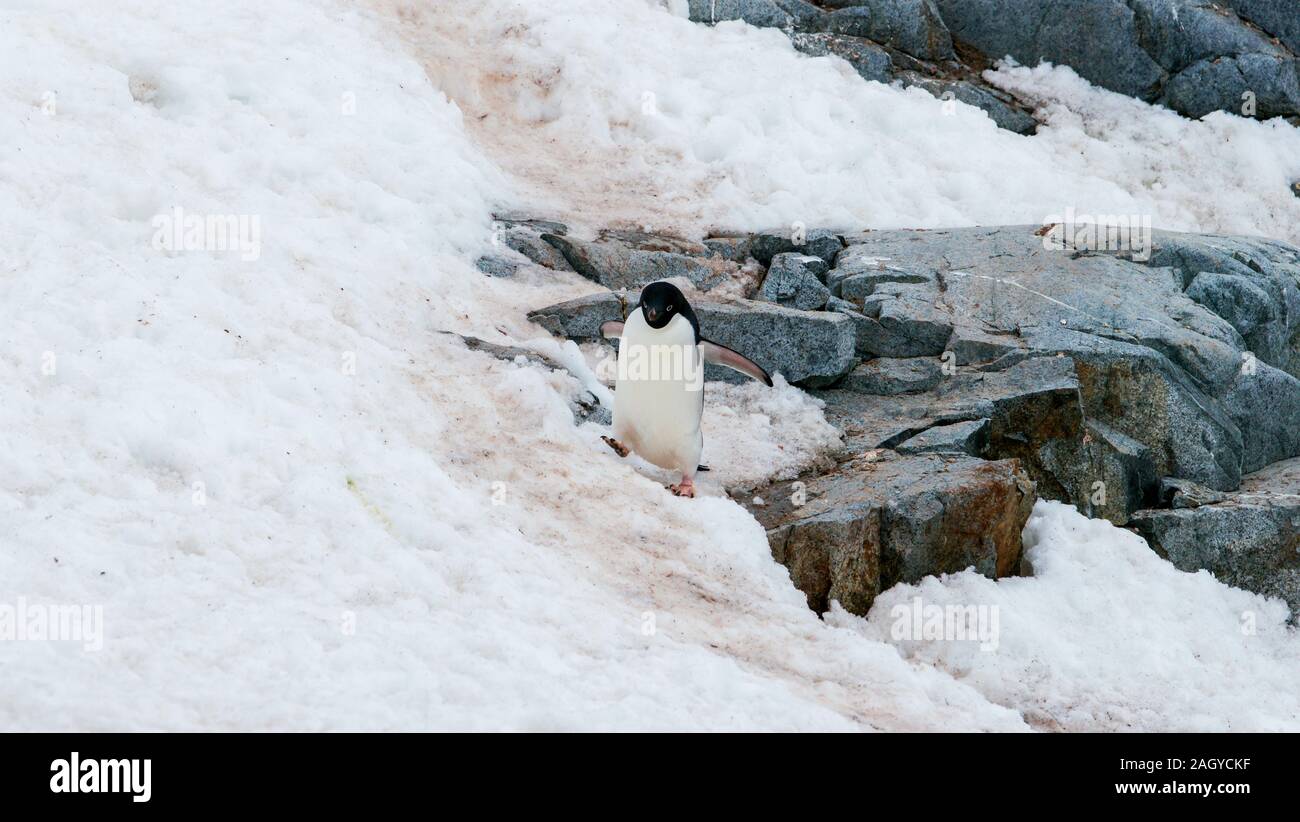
[645,307,659,323]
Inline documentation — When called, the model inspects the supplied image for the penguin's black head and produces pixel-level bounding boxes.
[638,281,691,330]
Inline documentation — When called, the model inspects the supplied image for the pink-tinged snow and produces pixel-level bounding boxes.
[0,0,1295,730]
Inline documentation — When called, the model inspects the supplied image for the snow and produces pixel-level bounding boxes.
[833,502,1300,732]
[1,0,1296,730]
[380,0,1300,241]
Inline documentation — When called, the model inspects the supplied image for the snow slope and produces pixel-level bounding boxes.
[1,0,1296,730]
[382,0,1300,240]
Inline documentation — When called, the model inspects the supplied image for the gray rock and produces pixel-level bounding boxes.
[686,0,822,28]
[458,335,610,425]
[744,451,1035,614]
[527,291,857,387]
[946,324,1026,365]
[896,418,989,455]
[759,253,831,310]
[1130,455,1300,616]
[543,234,737,292]
[1225,0,1300,54]
[829,224,1300,492]
[812,1,954,61]
[1160,476,1231,509]
[746,228,845,266]
[935,0,1165,101]
[499,226,574,272]
[790,32,895,83]
[934,0,1300,120]
[527,290,628,341]
[839,356,943,394]
[475,254,519,278]
[492,213,569,236]
[1163,53,1300,119]
[896,73,1038,134]
[703,235,754,263]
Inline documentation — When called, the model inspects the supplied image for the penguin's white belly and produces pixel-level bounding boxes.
[612,312,704,475]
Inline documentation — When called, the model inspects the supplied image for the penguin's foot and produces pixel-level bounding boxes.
[668,477,695,498]
[601,436,630,458]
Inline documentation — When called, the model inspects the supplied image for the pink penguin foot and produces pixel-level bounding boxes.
[668,477,696,498]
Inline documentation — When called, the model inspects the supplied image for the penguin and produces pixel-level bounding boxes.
[598,281,772,498]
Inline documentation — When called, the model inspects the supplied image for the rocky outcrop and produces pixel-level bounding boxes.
[687,0,1300,126]
[521,213,1300,618]
[933,0,1300,121]
[744,451,1035,614]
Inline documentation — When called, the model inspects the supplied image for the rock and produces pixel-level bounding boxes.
[458,335,610,425]
[790,32,894,83]
[1163,53,1300,120]
[743,228,845,266]
[492,213,569,236]
[838,356,943,395]
[528,291,628,341]
[828,243,933,298]
[945,324,1026,365]
[896,418,989,455]
[527,291,857,387]
[542,233,736,292]
[703,235,754,263]
[1130,456,1300,615]
[686,0,822,29]
[897,73,1037,134]
[475,254,519,278]
[744,451,1035,614]
[828,224,1300,492]
[759,253,831,310]
[934,0,1300,120]
[1225,0,1300,54]
[1159,477,1230,509]
[812,1,954,62]
[497,226,574,272]
[935,0,1164,100]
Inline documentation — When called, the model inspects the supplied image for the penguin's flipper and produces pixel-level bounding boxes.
[700,339,773,386]
[600,321,625,339]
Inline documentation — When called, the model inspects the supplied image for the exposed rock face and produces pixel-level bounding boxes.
[811,1,955,63]
[527,290,857,386]
[688,0,1300,125]
[934,0,1300,120]
[1130,456,1300,614]
[745,452,1035,614]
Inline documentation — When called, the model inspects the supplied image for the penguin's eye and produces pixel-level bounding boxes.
[666,305,674,312]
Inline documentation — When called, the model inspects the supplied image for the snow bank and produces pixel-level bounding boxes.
[381,0,1300,242]
[833,502,1300,732]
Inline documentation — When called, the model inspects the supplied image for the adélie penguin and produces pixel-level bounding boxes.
[598,281,772,498]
